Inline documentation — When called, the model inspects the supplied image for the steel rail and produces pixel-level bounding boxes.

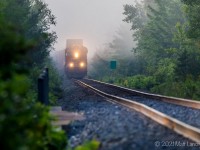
[83,78,200,109]
[76,79,200,143]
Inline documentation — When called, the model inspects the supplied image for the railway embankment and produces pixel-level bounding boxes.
[59,77,197,150]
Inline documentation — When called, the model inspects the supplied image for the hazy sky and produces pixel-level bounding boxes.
[44,0,135,56]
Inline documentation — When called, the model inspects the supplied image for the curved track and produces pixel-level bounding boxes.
[75,79,200,143]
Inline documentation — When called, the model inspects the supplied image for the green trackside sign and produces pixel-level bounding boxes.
[110,60,117,69]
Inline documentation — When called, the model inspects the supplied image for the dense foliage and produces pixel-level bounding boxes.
[89,0,200,100]
[0,0,100,149]
[0,0,67,149]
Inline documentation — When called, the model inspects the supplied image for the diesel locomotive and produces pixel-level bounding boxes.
[65,39,88,78]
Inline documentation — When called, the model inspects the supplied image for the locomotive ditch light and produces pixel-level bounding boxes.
[80,62,85,68]
[74,52,79,58]
[69,62,74,68]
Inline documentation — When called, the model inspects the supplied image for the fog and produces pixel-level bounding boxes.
[44,0,135,58]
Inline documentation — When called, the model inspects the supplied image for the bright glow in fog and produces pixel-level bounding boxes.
[69,62,74,68]
[74,52,79,59]
[44,0,135,58]
[80,62,85,68]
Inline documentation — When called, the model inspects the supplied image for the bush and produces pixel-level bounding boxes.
[114,75,157,91]
[151,76,200,100]
[73,140,100,150]
[0,74,67,150]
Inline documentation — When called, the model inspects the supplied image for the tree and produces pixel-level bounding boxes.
[121,0,200,98]
[1,0,57,67]
[0,0,66,149]
[181,0,200,45]
[26,0,57,66]
[123,0,186,78]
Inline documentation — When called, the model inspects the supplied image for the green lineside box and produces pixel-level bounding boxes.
[110,61,117,69]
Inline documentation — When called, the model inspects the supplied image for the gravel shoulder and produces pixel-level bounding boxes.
[59,78,199,150]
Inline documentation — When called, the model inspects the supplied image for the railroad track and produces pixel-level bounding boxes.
[75,78,200,143]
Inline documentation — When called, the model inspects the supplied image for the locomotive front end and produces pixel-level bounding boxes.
[65,39,88,78]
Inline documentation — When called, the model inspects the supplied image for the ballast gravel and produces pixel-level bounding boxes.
[82,79,200,129]
[59,78,199,150]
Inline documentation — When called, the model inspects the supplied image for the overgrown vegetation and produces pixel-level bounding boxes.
[0,0,67,149]
[89,0,200,100]
[0,0,99,149]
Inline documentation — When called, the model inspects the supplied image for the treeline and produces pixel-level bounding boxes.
[0,1,100,149]
[89,0,200,100]
[0,0,66,149]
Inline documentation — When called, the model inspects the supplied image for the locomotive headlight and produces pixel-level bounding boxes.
[74,52,79,58]
[69,62,74,68]
[80,62,85,68]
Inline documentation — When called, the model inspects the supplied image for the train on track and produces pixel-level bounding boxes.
[65,39,88,78]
